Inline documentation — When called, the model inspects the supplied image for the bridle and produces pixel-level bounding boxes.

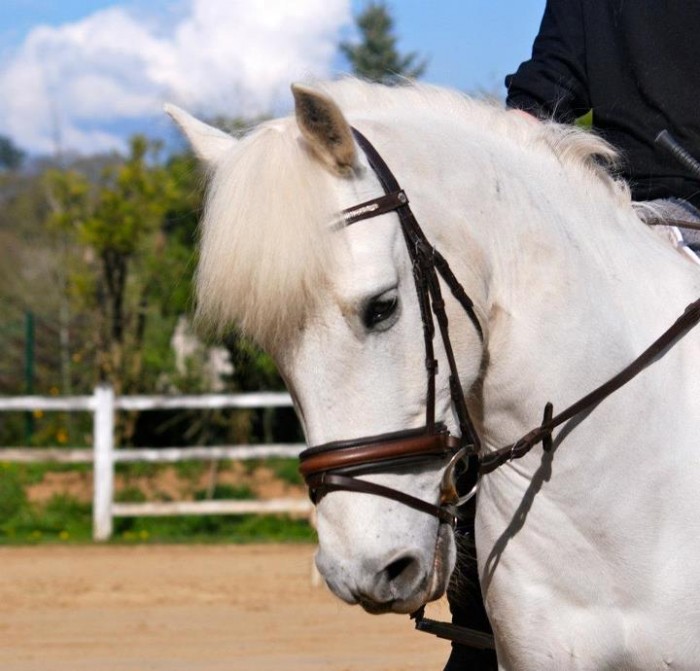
[299,128,484,527]
[297,127,700,651]
[300,125,700,506]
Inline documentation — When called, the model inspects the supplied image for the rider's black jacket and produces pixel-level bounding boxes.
[505,0,700,208]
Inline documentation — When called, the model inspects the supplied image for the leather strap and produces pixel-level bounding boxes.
[299,428,459,478]
[305,472,458,526]
[343,190,409,225]
[299,426,462,526]
[480,295,700,474]
[412,606,495,649]
[350,128,483,451]
[647,217,700,232]
[299,129,487,532]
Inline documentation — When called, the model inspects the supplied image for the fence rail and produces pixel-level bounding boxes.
[0,385,310,540]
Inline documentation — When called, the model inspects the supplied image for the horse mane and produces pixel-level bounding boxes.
[316,78,626,194]
[196,121,342,350]
[195,78,630,349]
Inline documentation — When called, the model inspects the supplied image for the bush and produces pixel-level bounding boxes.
[0,460,315,545]
[0,465,28,520]
[115,486,147,503]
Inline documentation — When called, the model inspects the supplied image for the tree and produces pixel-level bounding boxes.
[45,136,198,397]
[0,127,296,448]
[0,135,25,171]
[340,2,427,84]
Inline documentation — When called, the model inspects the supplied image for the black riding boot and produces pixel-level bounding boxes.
[442,497,497,671]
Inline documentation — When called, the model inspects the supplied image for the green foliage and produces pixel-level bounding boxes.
[0,461,90,485]
[36,494,92,534]
[194,483,254,500]
[115,462,161,480]
[0,123,293,449]
[0,486,92,544]
[115,486,148,503]
[0,465,28,520]
[174,459,207,483]
[48,137,168,255]
[113,514,316,544]
[222,330,284,391]
[0,462,314,545]
[245,458,303,486]
[43,136,199,397]
[1,139,202,406]
[341,2,427,84]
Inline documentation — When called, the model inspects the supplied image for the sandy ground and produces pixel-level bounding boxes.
[0,544,452,671]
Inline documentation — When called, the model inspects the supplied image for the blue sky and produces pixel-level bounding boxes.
[0,1,546,155]
[382,2,544,93]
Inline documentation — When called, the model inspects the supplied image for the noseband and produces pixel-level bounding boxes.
[298,128,484,527]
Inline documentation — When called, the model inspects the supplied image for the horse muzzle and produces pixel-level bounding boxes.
[314,510,455,615]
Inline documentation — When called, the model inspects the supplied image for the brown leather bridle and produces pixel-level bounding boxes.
[299,128,485,528]
[299,126,700,509]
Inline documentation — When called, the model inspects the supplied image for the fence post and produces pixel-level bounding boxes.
[93,384,115,541]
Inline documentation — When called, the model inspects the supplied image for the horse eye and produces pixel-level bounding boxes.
[363,295,398,329]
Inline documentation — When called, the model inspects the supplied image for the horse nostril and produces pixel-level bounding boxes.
[384,554,419,584]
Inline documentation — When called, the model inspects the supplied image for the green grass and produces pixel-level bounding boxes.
[1,461,90,486]
[113,513,315,544]
[244,457,303,486]
[0,495,316,545]
[0,464,27,519]
[0,459,315,545]
[194,483,255,500]
[115,461,162,480]
[0,492,93,544]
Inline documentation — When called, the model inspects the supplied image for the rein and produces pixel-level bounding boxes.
[297,127,700,652]
[480,295,700,473]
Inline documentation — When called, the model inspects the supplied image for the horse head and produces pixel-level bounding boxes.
[168,79,700,666]
[167,83,488,615]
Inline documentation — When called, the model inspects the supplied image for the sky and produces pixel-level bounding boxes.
[0,1,546,156]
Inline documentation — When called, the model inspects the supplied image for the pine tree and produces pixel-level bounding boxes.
[0,135,25,170]
[340,2,427,84]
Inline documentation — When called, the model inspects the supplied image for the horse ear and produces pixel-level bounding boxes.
[291,83,357,176]
[164,103,236,164]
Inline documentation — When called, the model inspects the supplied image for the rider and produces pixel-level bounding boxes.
[505,0,700,249]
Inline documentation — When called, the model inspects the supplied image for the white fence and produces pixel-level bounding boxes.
[0,385,311,540]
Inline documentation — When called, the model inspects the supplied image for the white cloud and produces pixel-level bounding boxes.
[0,0,351,154]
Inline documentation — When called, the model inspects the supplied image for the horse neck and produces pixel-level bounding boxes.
[433,134,700,455]
[357,114,697,454]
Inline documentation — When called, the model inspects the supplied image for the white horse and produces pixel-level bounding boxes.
[167,79,700,669]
